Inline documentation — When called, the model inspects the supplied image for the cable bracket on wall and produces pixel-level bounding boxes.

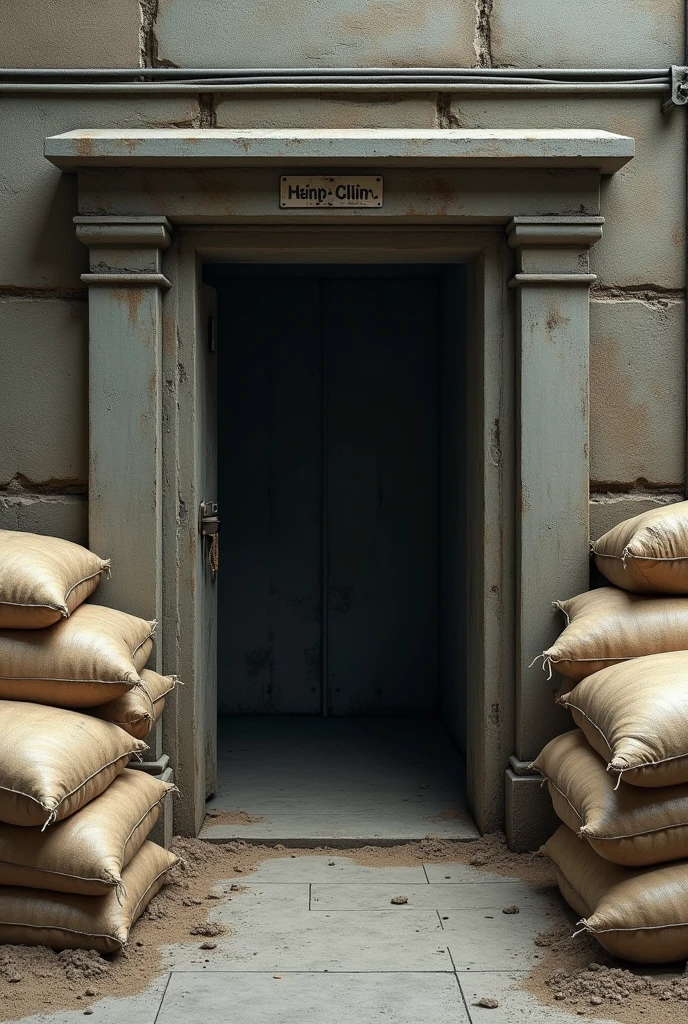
[663,65,688,111]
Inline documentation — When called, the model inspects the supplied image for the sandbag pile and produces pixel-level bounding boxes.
[532,500,688,963]
[0,530,177,952]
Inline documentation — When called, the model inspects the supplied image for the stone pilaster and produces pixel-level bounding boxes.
[75,215,172,774]
[506,215,602,849]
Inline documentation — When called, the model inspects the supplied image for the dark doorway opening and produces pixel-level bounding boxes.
[202,263,474,842]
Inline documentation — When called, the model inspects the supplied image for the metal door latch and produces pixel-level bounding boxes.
[200,501,220,577]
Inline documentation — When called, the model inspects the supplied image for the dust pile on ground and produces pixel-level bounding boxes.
[205,809,264,825]
[349,830,555,886]
[0,831,548,1021]
[525,922,688,1023]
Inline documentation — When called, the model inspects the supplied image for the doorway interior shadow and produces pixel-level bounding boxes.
[202,262,472,843]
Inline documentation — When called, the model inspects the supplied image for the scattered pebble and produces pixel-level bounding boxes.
[85,988,96,997]
[473,997,499,1009]
[502,905,519,915]
[199,943,217,951]
[390,896,409,905]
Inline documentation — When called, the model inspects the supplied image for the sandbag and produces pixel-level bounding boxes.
[0,603,155,708]
[0,701,147,827]
[544,824,688,963]
[592,500,688,593]
[558,652,688,787]
[90,669,176,739]
[0,530,109,629]
[0,841,176,952]
[0,770,173,895]
[541,587,688,682]
[533,730,688,866]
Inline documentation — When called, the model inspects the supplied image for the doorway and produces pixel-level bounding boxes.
[203,263,474,842]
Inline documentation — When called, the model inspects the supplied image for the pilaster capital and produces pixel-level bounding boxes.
[74,216,172,288]
[74,216,172,249]
[507,216,604,249]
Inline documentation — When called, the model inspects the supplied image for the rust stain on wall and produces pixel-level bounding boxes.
[114,287,145,326]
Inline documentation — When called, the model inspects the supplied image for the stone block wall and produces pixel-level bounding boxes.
[0,0,685,556]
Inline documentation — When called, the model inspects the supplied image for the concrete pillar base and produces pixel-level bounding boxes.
[147,766,175,849]
[504,768,559,852]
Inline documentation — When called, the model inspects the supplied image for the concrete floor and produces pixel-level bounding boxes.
[200,716,478,843]
[17,854,617,1024]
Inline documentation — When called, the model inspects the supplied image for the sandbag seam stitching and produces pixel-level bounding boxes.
[124,863,178,945]
[63,565,111,603]
[566,701,688,775]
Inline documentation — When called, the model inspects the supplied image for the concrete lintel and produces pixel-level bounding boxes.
[45,128,634,173]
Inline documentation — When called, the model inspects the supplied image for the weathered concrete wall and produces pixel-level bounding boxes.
[0,0,141,68]
[0,95,198,541]
[441,91,686,537]
[155,0,477,68]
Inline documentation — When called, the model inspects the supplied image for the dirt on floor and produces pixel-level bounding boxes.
[526,921,688,1023]
[1,831,685,1023]
[0,832,544,1020]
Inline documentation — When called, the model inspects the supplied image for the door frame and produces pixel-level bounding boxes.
[58,125,625,842]
[163,224,513,835]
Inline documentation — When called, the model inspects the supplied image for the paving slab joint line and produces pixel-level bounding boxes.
[152,971,172,1024]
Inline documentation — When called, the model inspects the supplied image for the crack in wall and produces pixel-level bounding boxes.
[0,474,87,496]
[0,287,87,301]
[197,94,217,128]
[592,283,685,308]
[590,480,684,495]
[474,0,494,68]
[436,93,461,129]
[139,0,177,69]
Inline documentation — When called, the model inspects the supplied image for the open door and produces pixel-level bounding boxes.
[199,282,219,799]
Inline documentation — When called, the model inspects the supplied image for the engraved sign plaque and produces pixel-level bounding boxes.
[280,176,383,208]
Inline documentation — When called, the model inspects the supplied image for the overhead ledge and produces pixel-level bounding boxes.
[44,128,634,173]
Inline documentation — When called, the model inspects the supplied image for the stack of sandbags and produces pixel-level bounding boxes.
[532,500,688,963]
[0,530,177,951]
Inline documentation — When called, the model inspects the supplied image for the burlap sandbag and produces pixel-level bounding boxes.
[540,587,688,682]
[593,500,688,593]
[559,652,688,787]
[90,670,176,740]
[0,701,147,827]
[544,824,688,963]
[0,770,174,895]
[533,730,688,866]
[0,840,176,952]
[0,603,155,707]
[0,530,109,629]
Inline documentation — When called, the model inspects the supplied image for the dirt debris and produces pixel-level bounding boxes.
[0,831,548,1021]
[204,809,264,825]
[526,922,688,1022]
[474,997,499,1009]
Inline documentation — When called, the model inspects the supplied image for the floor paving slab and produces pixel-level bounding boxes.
[207,882,310,910]
[458,971,618,1024]
[444,907,568,972]
[157,970,470,1023]
[424,862,518,884]
[240,854,428,884]
[310,881,556,911]
[14,975,169,1024]
[165,909,451,973]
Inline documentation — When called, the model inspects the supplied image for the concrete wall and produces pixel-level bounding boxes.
[0,9,682,563]
[0,1,684,839]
